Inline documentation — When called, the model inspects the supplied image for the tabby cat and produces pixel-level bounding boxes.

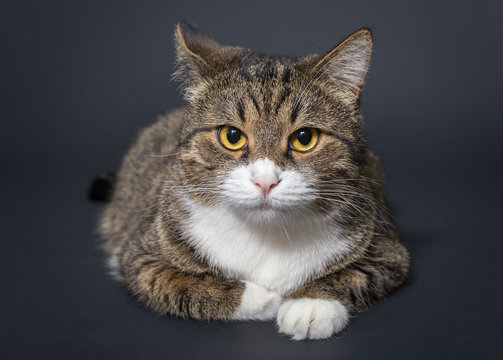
[98,21,410,340]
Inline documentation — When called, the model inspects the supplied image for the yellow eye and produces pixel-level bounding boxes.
[289,128,319,152]
[218,125,248,151]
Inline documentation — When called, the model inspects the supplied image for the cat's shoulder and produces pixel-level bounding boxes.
[137,108,184,142]
[155,108,185,133]
[128,108,184,156]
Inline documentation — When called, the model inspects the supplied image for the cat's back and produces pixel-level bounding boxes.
[100,108,184,254]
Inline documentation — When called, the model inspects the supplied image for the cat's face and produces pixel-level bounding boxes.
[173,22,371,224]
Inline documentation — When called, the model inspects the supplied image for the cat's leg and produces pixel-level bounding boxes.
[277,234,409,340]
[119,249,281,321]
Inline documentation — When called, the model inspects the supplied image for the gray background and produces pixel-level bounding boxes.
[1,0,502,359]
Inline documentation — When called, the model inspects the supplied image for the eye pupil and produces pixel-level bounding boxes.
[297,129,312,146]
[226,127,241,144]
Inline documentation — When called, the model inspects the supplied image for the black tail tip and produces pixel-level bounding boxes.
[88,173,116,202]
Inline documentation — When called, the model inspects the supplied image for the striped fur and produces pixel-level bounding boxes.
[99,21,410,339]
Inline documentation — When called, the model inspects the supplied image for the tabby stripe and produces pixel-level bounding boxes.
[325,132,356,161]
[274,88,291,114]
[148,265,169,294]
[178,127,213,148]
[126,250,150,267]
[291,103,301,123]
[134,259,158,271]
[237,101,245,122]
[248,91,261,115]
[197,299,205,319]
[285,151,296,165]
[178,287,188,315]
[349,289,358,305]
[282,67,291,83]
[356,267,375,286]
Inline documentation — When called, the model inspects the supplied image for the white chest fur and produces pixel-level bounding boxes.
[183,202,353,295]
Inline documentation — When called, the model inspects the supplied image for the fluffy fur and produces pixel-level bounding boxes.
[278,298,349,340]
[233,281,281,320]
[183,199,353,295]
[99,21,410,340]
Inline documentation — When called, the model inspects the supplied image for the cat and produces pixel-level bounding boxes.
[97,21,410,340]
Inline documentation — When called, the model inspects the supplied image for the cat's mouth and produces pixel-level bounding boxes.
[253,201,276,211]
[235,198,275,212]
[239,197,292,219]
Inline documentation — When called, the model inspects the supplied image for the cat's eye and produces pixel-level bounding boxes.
[218,125,248,151]
[289,128,319,152]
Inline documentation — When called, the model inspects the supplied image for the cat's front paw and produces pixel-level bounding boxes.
[232,281,282,320]
[277,298,349,340]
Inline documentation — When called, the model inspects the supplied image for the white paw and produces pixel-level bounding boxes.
[277,298,349,340]
[233,281,282,320]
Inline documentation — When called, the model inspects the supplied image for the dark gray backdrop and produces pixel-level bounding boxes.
[2,1,502,359]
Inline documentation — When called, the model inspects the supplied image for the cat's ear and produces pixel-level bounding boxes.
[173,21,244,101]
[303,29,373,101]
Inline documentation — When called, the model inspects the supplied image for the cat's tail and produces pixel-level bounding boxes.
[88,173,116,202]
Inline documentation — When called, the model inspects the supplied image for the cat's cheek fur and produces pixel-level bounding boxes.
[277,298,349,340]
[232,281,282,320]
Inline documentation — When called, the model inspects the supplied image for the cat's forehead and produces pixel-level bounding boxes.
[228,54,334,132]
[184,52,353,139]
[235,55,294,128]
[238,53,295,83]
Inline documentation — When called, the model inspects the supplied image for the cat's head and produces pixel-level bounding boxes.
[173,21,373,224]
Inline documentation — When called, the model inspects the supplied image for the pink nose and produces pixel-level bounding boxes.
[253,178,279,197]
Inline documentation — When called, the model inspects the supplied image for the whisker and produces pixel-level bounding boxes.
[143,152,180,158]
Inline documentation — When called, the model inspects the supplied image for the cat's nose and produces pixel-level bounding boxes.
[249,158,282,197]
[252,174,280,197]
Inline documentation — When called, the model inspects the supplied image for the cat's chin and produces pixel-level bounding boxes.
[232,203,302,225]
